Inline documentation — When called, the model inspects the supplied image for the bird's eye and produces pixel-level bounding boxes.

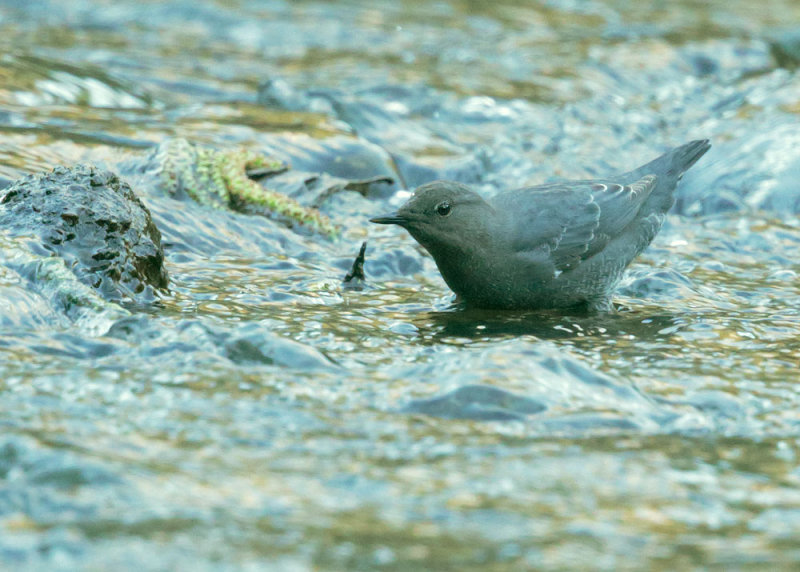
[436,201,451,217]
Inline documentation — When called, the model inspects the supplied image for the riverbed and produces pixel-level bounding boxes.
[1,1,800,569]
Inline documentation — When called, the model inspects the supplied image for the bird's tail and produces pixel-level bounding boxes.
[634,139,711,181]
[623,139,711,215]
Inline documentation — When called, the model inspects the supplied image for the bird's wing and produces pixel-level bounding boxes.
[493,175,657,273]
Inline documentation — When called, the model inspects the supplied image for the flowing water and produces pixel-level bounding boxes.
[2,0,800,569]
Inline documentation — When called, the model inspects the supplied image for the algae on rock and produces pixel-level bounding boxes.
[149,137,339,238]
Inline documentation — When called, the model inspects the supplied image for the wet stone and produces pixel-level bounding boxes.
[0,164,169,304]
[261,133,401,197]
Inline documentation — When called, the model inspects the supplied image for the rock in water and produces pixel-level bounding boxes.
[402,385,546,421]
[0,165,169,303]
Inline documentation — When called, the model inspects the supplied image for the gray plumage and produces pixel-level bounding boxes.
[371,140,710,311]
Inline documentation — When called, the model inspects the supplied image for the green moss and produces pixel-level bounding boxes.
[154,138,338,238]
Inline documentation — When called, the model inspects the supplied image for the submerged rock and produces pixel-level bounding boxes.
[260,133,400,198]
[105,316,340,372]
[402,384,546,421]
[0,164,169,305]
[391,341,694,432]
[223,322,339,371]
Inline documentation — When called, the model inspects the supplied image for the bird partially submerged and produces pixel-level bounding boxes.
[371,140,710,311]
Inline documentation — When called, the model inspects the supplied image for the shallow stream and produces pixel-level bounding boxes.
[2,1,800,569]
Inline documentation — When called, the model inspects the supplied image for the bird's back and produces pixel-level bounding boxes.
[483,140,711,310]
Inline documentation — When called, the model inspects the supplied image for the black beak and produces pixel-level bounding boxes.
[369,213,407,225]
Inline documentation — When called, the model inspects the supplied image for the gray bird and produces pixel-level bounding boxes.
[370,140,710,311]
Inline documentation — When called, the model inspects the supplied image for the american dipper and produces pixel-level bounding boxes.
[370,140,710,310]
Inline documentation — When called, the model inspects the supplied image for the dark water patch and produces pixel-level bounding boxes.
[539,413,643,434]
[77,515,205,540]
[769,28,800,69]
[414,306,686,345]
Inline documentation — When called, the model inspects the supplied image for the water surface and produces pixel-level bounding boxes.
[1,0,800,569]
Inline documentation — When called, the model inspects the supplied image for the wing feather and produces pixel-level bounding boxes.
[492,175,657,274]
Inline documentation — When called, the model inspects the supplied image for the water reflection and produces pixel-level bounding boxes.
[416,305,683,344]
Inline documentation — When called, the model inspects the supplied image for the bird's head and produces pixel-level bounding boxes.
[370,180,493,253]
